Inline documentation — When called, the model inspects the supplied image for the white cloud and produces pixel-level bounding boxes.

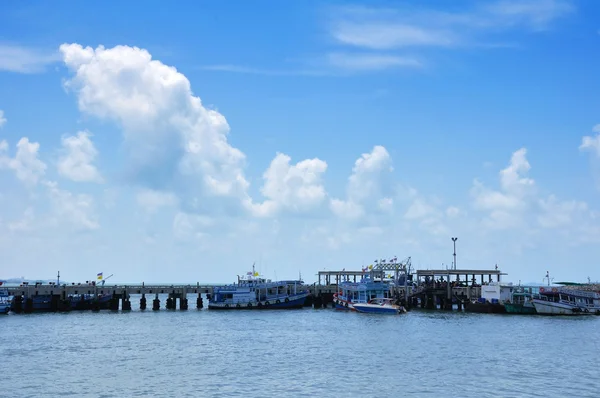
[484,0,575,31]
[8,208,34,232]
[333,20,456,50]
[136,189,178,213]
[330,145,393,219]
[44,181,99,231]
[251,153,328,217]
[172,211,213,241]
[60,43,250,207]
[330,198,365,219]
[471,148,534,229]
[404,198,437,220]
[446,206,460,217]
[327,52,421,70]
[0,44,60,73]
[0,110,6,128]
[0,137,47,185]
[58,131,103,182]
[579,124,600,157]
[538,195,587,228]
[378,197,394,213]
[329,1,573,51]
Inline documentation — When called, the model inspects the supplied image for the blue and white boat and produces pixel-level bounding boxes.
[334,272,392,311]
[208,266,310,310]
[0,288,11,314]
[353,298,406,315]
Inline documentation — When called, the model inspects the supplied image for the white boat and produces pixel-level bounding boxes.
[334,273,392,311]
[531,285,600,315]
[352,298,406,315]
[208,265,310,310]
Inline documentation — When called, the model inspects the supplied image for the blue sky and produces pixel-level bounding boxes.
[1,0,599,284]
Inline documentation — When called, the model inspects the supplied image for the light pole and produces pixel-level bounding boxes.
[451,237,458,270]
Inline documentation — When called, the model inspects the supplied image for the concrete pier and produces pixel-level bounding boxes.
[2,265,503,314]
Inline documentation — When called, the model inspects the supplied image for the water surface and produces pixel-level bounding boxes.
[2,303,598,397]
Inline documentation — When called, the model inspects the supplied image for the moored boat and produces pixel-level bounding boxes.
[208,266,310,310]
[334,271,392,311]
[352,298,406,315]
[531,285,600,315]
[0,289,11,314]
[504,285,539,315]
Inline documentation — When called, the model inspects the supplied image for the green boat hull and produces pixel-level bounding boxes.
[504,303,537,314]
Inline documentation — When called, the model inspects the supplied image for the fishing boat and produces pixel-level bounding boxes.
[334,271,393,311]
[504,285,539,314]
[208,266,310,310]
[0,288,11,314]
[352,298,406,315]
[531,284,600,315]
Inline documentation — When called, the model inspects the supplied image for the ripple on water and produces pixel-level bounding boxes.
[1,307,600,397]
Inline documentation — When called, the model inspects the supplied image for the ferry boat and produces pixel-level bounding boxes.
[0,288,11,314]
[504,285,539,315]
[352,298,406,315]
[465,282,514,313]
[531,285,600,315]
[208,266,310,310]
[334,272,392,311]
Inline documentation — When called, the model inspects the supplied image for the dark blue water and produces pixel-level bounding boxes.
[2,300,599,397]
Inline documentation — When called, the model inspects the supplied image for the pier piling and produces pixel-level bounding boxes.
[152,294,160,311]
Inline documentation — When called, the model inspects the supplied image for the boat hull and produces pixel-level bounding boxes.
[352,303,402,314]
[208,293,309,310]
[465,301,506,314]
[532,300,600,316]
[334,296,356,311]
[504,303,537,314]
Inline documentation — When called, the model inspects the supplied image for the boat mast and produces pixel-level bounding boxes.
[544,271,553,287]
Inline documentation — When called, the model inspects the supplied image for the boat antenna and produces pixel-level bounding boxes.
[57,270,60,286]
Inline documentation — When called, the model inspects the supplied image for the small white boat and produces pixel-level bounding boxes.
[352,298,406,315]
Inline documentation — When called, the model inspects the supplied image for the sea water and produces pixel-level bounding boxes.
[1,300,599,398]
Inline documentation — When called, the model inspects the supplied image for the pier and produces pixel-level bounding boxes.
[3,280,346,312]
[2,260,504,313]
[411,268,505,310]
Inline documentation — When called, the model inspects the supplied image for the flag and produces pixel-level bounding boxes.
[97,272,103,280]
[253,272,259,277]
[368,265,373,270]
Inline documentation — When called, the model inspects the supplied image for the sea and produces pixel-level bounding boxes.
[1,297,599,398]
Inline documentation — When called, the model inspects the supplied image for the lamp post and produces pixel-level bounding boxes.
[451,237,458,270]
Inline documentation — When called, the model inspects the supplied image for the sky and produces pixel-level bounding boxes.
[1,0,599,285]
